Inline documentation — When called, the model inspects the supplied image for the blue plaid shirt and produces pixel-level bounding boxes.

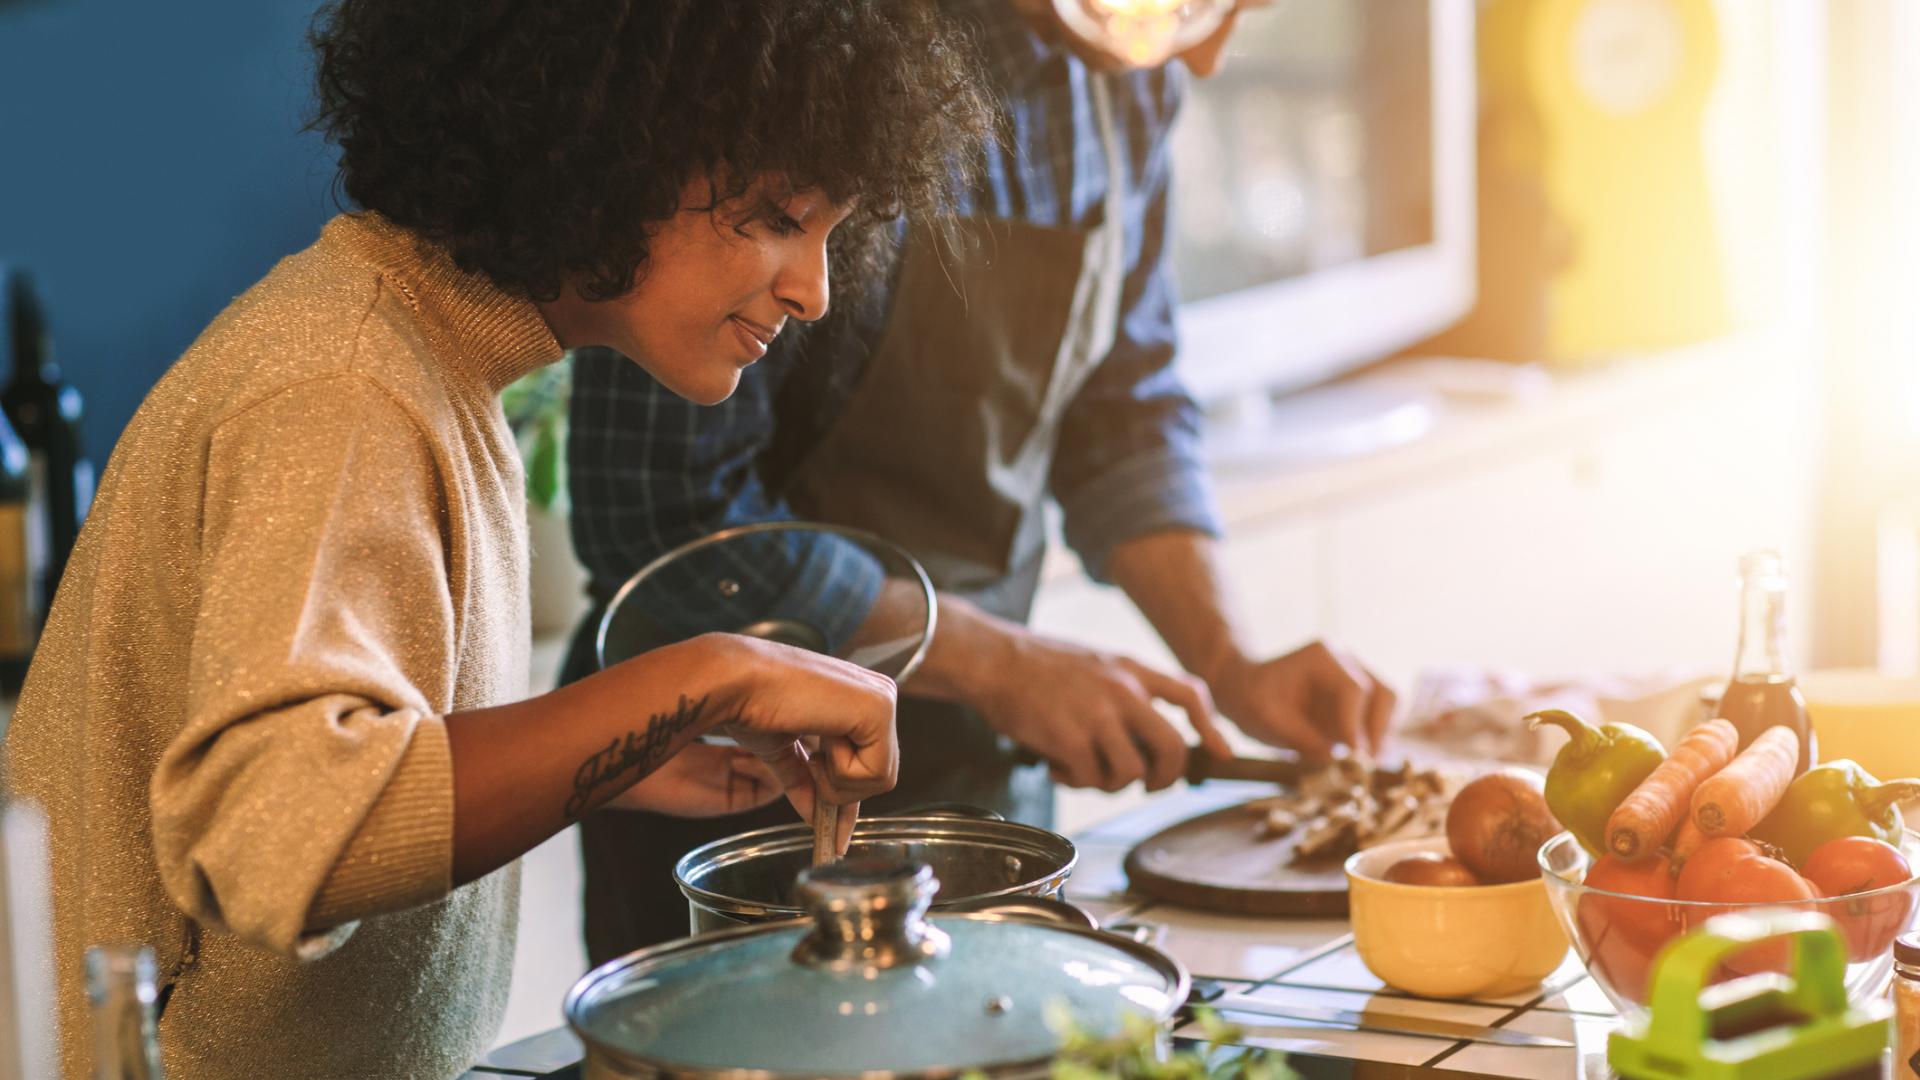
[568,0,1222,638]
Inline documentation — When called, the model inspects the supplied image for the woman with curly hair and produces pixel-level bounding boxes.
[0,2,990,1077]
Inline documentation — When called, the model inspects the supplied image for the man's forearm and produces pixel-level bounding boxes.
[900,532,1249,706]
[895,586,1017,705]
[1105,528,1252,688]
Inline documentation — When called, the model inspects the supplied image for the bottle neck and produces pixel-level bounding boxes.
[7,350,57,387]
[86,946,164,1080]
[1731,576,1791,681]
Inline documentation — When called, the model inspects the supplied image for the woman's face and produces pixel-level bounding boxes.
[541,178,853,405]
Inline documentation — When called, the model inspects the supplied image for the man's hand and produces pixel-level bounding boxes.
[973,629,1234,792]
[1105,531,1398,762]
[1208,640,1395,760]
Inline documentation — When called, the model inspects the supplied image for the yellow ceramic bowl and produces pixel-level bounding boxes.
[1803,669,1920,784]
[1344,836,1569,999]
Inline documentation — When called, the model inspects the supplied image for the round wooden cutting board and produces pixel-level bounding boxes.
[1123,799,1353,917]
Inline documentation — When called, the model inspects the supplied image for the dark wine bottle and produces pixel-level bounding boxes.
[2,267,92,617]
[1713,549,1815,775]
[0,405,39,694]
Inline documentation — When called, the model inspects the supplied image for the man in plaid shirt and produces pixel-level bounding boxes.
[561,0,1396,959]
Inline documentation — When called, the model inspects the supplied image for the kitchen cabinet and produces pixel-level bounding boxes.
[1322,373,1814,685]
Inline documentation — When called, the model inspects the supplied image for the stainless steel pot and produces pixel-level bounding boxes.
[567,858,1188,1080]
[674,813,1077,935]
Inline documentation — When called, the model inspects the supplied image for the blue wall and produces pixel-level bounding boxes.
[0,0,339,467]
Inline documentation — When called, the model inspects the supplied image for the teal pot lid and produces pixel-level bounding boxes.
[566,859,1186,1077]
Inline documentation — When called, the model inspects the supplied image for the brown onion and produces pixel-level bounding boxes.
[1383,852,1482,887]
[1446,769,1559,884]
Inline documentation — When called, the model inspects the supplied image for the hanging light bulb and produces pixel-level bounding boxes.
[1050,0,1237,68]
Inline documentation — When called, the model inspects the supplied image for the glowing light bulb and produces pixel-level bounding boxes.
[1053,0,1235,68]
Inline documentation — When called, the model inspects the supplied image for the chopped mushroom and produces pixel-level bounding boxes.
[1262,806,1298,836]
[1250,759,1463,865]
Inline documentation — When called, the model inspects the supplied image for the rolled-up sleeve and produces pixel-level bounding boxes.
[1049,79,1222,580]
[151,373,459,960]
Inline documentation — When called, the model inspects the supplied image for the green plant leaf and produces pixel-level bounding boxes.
[526,419,562,511]
[1045,1000,1290,1080]
[502,359,573,509]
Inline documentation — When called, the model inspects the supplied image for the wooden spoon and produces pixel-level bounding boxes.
[811,800,841,867]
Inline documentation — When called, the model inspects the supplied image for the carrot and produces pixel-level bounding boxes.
[1668,817,1707,867]
[1691,725,1800,838]
[1606,719,1740,861]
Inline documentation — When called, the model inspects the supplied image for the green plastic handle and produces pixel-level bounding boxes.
[1642,911,1850,1054]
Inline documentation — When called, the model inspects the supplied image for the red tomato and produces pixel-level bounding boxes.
[1675,837,1765,888]
[1675,837,1818,976]
[1579,914,1661,1005]
[1577,853,1684,1006]
[1803,836,1914,962]
[1581,853,1684,950]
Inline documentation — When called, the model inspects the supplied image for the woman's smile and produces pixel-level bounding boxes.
[727,314,780,361]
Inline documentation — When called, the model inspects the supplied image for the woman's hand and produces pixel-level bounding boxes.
[706,635,900,853]
[446,631,897,883]
[602,741,786,817]
[595,634,898,851]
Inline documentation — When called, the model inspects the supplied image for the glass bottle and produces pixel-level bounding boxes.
[1714,549,1815,775]
[0,406,39,696]
[2,268,91,614]
[1897,933,1920,1078]
[85,944,165,1080]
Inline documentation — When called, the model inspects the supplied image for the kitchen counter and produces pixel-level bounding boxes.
[465,781,1634,1079]
[1063,782,1621,1079]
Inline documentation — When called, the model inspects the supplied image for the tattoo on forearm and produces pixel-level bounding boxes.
[564,693,714,819]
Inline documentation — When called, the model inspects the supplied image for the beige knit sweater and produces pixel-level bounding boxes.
[3,213,564,1079]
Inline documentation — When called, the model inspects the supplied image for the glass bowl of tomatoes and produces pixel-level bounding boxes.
[1537,829,1920,1021]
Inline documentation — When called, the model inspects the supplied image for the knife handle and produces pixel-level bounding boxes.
[1010,744,1299,787]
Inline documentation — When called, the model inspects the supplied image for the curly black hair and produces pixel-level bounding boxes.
[309,0,994,303]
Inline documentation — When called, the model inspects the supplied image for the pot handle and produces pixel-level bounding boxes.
[1103,920,1167,948]
[939,894,1096,929]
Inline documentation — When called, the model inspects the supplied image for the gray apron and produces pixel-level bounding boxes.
[574,77,1132,961]
[777,73,1131,822]
[784,74,1128,624]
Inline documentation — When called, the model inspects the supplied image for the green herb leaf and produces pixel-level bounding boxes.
[1046,1001,1292,1080]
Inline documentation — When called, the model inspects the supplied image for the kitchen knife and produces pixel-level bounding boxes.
[1210,993,1574,1049]
[1183,749,1304,787]
[1011,744,1306,785]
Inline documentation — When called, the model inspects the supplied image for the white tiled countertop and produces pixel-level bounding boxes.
[474,779,1917,1078]
[479,779,1909,1080]
[1069,780,1622,1079]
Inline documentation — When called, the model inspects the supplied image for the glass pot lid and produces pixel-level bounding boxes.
[566,859,1187,1077]
[596,521,936,682]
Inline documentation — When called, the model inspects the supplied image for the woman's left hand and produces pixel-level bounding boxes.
[603,741,787,818]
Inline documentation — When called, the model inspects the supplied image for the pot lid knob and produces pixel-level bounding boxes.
[790,857,951,972]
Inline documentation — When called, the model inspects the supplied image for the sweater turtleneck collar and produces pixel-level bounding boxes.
[326,212,565,393]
